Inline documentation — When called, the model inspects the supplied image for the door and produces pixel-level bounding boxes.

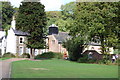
[0,49,1,57]
[19,47,23,55]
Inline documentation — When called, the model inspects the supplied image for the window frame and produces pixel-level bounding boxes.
[19,37,24,44]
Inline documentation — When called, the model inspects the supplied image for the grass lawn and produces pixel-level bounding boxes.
[0,57,11,60]
[11,59,118,78]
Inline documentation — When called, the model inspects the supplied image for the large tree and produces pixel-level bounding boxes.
[73,2,119,54]
[61,2,75,20]
[63,2,119,62]
[16,0,47,58]
[46,2,76,32]
[1,2,15,31]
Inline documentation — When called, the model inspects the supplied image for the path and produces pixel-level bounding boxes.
[0,58,27,79]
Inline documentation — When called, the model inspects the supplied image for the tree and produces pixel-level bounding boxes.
[57,2,76,32]
[46,2,76,32]
[16,0,47,58]
[63,38,84,61]
[46,11,63,31]
[61,2,76,20]
[1,2,15,31]
[55,19,70,31]
[74,2,119,54]
[63,2,119,62]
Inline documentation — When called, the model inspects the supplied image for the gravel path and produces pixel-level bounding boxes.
[0,58,27,79]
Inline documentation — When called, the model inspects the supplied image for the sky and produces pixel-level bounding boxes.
[7,0,76,11]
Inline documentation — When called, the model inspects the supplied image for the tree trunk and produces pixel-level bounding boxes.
[100,34,106,55]
[33,48,35,58]
[30,48,34,59]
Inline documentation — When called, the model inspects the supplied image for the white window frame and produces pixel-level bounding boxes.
[19,37,24,44]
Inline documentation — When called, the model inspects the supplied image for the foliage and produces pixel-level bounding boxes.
[46,2,76,32]
[77,55,88,63]
[98,59,112,65]
[63,38,83,61]
[16,0,47,58]
[46,11,61,27]
[34,52,63,59]
[73,2,119,55]
[77,55,97,63]
[54,18,71,32]
[46,11,65,32]
[2,52,15,58]
[114,49,120,54]
[61,2,75,20]
[46,11,61,19]
[1,2,15,31]
[21,53,30,58]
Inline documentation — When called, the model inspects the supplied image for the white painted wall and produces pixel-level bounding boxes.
[6,28,16,55]
[0,31,6,55]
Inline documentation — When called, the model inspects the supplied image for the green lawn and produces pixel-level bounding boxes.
[11,59,118,78]
[0,57,11,60]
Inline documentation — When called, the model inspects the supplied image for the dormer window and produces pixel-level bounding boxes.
[19,37,24,44]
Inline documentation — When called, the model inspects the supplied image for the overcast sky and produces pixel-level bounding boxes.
[7,0,76,11]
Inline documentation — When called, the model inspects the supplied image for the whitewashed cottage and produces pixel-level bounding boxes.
[0,27,7,56]
[6,16,47,56]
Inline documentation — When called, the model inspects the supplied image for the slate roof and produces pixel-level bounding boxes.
[53,32,100,45]
[12,28,29,36]
[53,32,71,43]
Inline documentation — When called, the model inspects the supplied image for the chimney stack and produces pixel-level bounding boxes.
[11,16,16,30]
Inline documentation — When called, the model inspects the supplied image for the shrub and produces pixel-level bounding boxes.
[77,56,88,63]
[2,52,15,58]
[21,53,30,58]
[55,53,63,59]
[88,59,97,63]
[77,55,98,63]
[34,52,63,59]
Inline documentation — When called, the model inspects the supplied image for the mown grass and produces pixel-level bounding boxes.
[11,59,118,78]
[0,57,11,60]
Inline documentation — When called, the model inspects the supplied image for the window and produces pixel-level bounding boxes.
[19,37,24,44]
[19,46,23,55]
[88,52,93,59]
[91,47,94,50]
[52,40,55,44]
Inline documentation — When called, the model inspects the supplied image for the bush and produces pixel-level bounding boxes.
[34,52,63,59]
[77,56,88,63]
[77,55,98,63]
[54,53,63,59]
[88,59,97,63]
[21,53,30,58]
[2,52,15,58]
